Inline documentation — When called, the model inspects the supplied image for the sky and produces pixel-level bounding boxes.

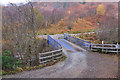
[0,0,119,5]
[0,0,27,5]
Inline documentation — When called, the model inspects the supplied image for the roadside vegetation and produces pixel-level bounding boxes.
[73,33,101,44]
[2,52,66,75]
[2,2,54,75]
[73,32,117,44]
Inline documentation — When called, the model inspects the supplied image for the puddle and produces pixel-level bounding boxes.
[74,48,83,52]
[66,50,73,53]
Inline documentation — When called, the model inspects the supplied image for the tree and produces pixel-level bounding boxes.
[97,4,105,16]
[2,2,45,66]
[51,8,64,25]
[98,15,118,43]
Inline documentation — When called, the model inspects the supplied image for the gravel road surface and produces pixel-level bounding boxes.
[3,39,118,78]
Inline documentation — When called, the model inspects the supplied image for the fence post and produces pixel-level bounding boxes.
[39,53,41,64]
[52,52,54,62]
[48,35,49,44]
[116,43,119,54]
[90,42,92,50]
[53,40,55,49]
[69,34,70,41]
[102,41,104,53]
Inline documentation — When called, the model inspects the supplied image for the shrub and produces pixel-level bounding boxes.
[16,67,23,72]
[97,48,102,53]
[67,26,72,30]
[2,51,21,70]
[2,70,7,75]
[105,50,108,54]
[38,65,44,68]
[24,66,30,71]
[33,66,37,70]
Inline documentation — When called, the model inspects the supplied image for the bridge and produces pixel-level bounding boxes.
[49,33,119,54]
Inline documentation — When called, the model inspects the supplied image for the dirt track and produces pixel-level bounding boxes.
[3,39,118,78]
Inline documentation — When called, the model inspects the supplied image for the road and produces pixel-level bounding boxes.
[38,32,95,39]
[3,39,118,78]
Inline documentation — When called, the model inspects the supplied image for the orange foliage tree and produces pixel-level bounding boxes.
[97,4,105,16]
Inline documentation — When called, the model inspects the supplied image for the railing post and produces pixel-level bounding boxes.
[53,41,55,49]
[90,42,92,50]
[39,53,41,65]
[102,41,104,53]
[91,43,92,51]
[64,33,65,39]
[52,52,54,62]
[116,43,119,54]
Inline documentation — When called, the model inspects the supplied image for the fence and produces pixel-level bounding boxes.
[39,35,63,64]
[91,44,120,54]
[64,33,120,54]
[48,35,62,50]
[64,33,91,50]
[15,35,63,65]
[39,49,63,64]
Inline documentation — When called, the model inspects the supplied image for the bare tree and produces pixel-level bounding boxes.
[98,15,118,43]
[2,2,44,66]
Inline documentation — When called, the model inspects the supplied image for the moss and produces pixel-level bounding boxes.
[38,65,44,68]
[2,70,7,75]
[60,53,67,62]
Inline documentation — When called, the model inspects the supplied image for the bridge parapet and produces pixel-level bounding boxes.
[63,33,119,54]
[64,33,91,50]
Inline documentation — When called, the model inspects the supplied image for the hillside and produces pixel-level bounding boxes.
[39,18,95,35]
[33,2,118,35]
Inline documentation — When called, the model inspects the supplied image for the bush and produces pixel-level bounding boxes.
[2,70,7,75]
[24,66,30,71]
[16,67,23,72]
[105,50,108,54]
[2,51,21,70]
[97,48,102,53]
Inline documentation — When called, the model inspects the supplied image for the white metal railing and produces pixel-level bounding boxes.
[91,44,120,54]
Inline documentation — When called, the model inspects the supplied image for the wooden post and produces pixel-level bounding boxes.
[39,53,41,64]
[52,52,54,62]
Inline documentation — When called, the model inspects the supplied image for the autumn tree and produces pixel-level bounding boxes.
[97,4,105,16]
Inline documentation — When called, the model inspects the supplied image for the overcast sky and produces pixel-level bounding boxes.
[0,0,27,5]
[0,0,119,5]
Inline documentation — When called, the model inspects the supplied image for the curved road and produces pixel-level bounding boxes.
[3,39,118,78]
